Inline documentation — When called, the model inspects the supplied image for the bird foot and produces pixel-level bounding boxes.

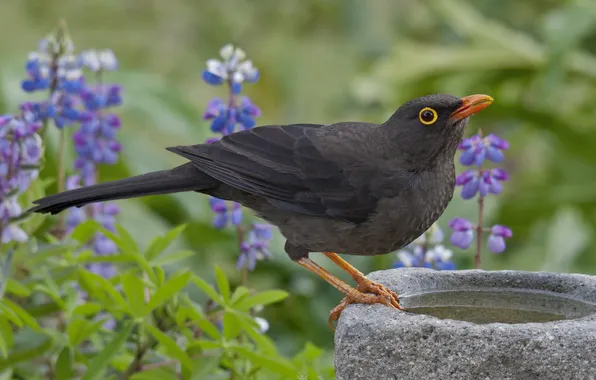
[328,279,403,330]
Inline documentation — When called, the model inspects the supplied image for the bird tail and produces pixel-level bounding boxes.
[29,163,214,215]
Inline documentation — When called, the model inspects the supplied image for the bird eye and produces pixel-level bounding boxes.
[418,107,438,125]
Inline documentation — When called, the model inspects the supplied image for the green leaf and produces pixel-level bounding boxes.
[115,224,139,254]
[27,242,76,266]
[189,351,223,379]
[222,312,242,340]
[293,342,323,363]
[70,220,101,244]
[0,303,22,327]
[154,266,166,287]
[145,272,191,312]
[145,225,187,261]
[81,321,134,380]
[0,317,13,357]
[33,284,66,309]
[145,324,193,371]
[2,299,39,330]
[191,276,225,305]
[232,290,289,311]
[229,346,299,378]
[5,279,30,297]
[229,286,250,305]
[75,253,138,264]
[149,250,194,266]
[0,333,53,370]
[67,318,107,346]
[187,340,222,350]
[130,367,178,380]
[72,302,103,317]
[55,347,73,380]
[181,301,221,340]
[214,266,230,304]
[121,272,146,318]
[236,314,277,355]
[0,334,6,359]
[77,269,128,312]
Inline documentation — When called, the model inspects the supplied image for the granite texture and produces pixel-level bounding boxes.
[334,268,596,380]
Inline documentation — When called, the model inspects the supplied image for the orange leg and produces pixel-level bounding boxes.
[322,251,402,309]
[297,255,403,330]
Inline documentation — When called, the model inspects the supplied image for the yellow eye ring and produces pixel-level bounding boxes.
[419,107,438,125]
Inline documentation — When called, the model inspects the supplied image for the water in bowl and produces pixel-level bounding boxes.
[400,289,596,324]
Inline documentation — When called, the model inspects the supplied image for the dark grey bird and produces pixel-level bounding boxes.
[29,93,493,327]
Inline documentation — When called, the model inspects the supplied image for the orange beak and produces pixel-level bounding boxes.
[449,94,494,122]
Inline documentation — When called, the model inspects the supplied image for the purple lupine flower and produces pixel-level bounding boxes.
[203,45,271,271]
[57,49,123,278]
[236,224,273,271]
[237,97,261,130]
[79,49,118,72]
[22,52,51,92]
[487,225,513,253]
[202,44,259,93]
[448,218,475,250]
[456,168,509,200]
[426,245,456,270]
[458,134,509,166]
[0,112,43,244]
[22,37,85,129]
[392,223,455,270]
[392,247,423,268]
[203,98,231,134]
[209,198,243,229]
[451,131,512,263]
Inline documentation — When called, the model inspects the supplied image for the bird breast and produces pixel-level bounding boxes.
[275,164,456,256]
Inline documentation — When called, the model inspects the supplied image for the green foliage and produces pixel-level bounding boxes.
[0,222,332,378]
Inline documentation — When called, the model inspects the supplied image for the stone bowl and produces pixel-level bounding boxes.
[334,268,596,380]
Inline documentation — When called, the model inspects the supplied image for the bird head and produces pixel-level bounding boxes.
[384,93,493,168]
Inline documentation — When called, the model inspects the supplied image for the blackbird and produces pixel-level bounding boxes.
[29,93,493,328]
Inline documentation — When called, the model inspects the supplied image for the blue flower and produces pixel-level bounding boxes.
[204,96,261,134]
[448,218,474,250]
[426,245,456,270]
[204,98,231,133]
[209,198,243,229]
[458,134,509,166]
[392,248,423,268]
[79,49,118,72]
[237,224,273,271]
[0,111,43,244]
[487,225,513,253]
[392,223,455,270]
[22,53,51,92]
[237,97,261,130]
[455,168,509,200]
[202,44,260,91]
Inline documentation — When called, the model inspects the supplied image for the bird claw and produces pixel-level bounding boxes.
[327,280,403,330]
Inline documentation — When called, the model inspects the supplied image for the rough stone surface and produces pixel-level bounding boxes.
[334,268,596,380]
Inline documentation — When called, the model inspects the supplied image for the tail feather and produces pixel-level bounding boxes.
[29,163,214,215]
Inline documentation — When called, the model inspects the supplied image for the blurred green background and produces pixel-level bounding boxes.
[2,0,596,355]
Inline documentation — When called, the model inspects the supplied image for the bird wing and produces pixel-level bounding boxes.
[166,123,409,224]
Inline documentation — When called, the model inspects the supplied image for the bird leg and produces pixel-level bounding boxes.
[322,251,402,309]
[297,256,403,330]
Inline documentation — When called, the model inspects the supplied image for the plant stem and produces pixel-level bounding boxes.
[226,78,249,284]
[120,340,148,379]
[119,318,167,380]
[55,127,67,235]
[419,238,429,267]
[474,128,484,269]
[475,196,484,269]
